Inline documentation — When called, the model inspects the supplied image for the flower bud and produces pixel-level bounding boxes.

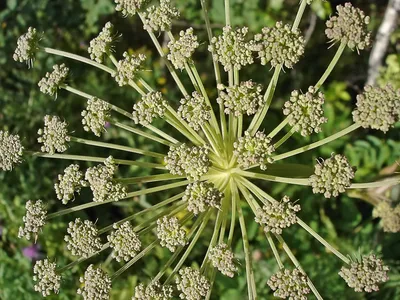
[176,267,210,300]
[37,115,70,154]
[33,259,61,297]
[38,64,69,97]
[0,130,24,171]
[77,265,111,299]
[167,28,199,70]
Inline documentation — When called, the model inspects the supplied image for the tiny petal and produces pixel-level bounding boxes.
[132,91,167,126]
[114,0,147,16]
[209,243,238,277]
[373,202,400,233]
[113,52,146,86]
[37,115,70,154]
[325,3,371,50]
[267,268,310,299]
[18,200,47,241]
[132,281,173,300]
[13,27,41,67]
[178,92,211,131]
[165,144,210,181]
[217,80,264,116]
[252,22,305,69]
[33,259,61,297]
[85,156,127,202]
[167,28,199,70]
[156,216,187,252]
[82,97,111,136]
[309,154,355,198]
[107,221,141,262]
[339,254,389,293]
[88,22,115,63]
[176,267,210,300]
[77,265,111,299]
[64,218,102,258]
[0,130,24,171]
[38,64,69,97]
[233,131,275,170]
[142,0,180,32]
[283,86,328,136]
[183,181,222,215]
[255,196,300,234]
[352,85,400,133]
[54,164,88,205]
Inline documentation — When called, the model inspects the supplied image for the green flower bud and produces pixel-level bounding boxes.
[38,64,69,97]
[325,3,371,51]
[113,52,146,86]
[82,97,111,137]
[107,221,141,262]
[33,259,61,297]
[132,281,173,300]
[178,92,211,131]
[156,216,187,252]
[267,268,310,299]
[88,22,115,63]
[54,164,88,205]
[142,0,179,32]
[13,27,41,67]
[252,22,305,69]
[114,0,148,16]
[255,196,300,234]
[77,265,111,300]
[0,130,24,171]
[165,144,210,181]
[352,85,400,133]
[233,131,275,170]
[309,154,355,198]
[217,80,264,116]
[37,115,70,154]
[283,86,327,136]
[65,218,103,258]
[209,243,238,278]
[183,181,222,215]
[167,28,199,70]
[176,267,210,300]
[132,91,167,126]
[209,26,254,72]
[339,254,389,293]
[373,202,400,233]
[18,200,47,241]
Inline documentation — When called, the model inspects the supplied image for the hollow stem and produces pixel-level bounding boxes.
[349,176,400,189]
[266,233,284,269]
[235,169,309,186]
[116,173,184,185]
[274,127,296,149]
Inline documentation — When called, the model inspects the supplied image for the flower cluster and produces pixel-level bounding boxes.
[209,243,238,277]
[77,265,112,299]
[113,52,146,86]
[373,202,400,233]
[85,156,127,202]
[0,130,24,171]
[233,131,275,170]
[64,218,102,258]
[54,164,88,204]
[114,0,147,16]
[168,28,199,70]
[283,86,327,136]
[132,91,167,126]
[33,259,61,297]
[267,268,310,300]
[255,196,300,234]
[165,144,210,181]
[252,22,305,69]
[143,0,179,32]
[38,64,69,97]
[156,216,187,252]
[13,27,40,66]
[178,92,211,131]
[325,3,371,50]
[217,80,264,116]
[339,254,389,292]
[209,26,254,71]
[309,154,355,198]
[107,221,142,262]
[18,200,47,241]
[352,85,400,133]
[133,281,173,300]
[183,181,222,215]
[81,97,111,136]
[37,115,70,154]
[88,22,115,63]
[176,267,210,300]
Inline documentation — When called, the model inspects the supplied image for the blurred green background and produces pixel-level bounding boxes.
[1,0,399,299]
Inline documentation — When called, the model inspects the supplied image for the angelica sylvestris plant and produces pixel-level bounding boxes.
[6,0,400,299]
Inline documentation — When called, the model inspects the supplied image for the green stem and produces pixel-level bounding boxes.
[69,136,164,159]
[349,176,400,189]
[266,233,284,269]
[146,124,179,145]
[268,117,289,138]
[272,123,360,162]
[117,173,184,185]
[236,169,309,186]
[292,0,308,31]
[138,78,154,93]
[315,41,347,90]
[274,127,296,149]
[224,0,231,26]
[228,180,237,246]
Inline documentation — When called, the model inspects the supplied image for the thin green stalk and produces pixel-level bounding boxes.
[111,240,158,280]
[164,210,213,285]
[224,0,231,26]
[292,0,308,31]
[272,123,360,161]
[200,209,222,272]
[28,151,164,169]
[274,127,296,149]
[202,124,222,159]
[117,173,184,185]
[205,268,217,300]
[235,169,309,186]
[69,136,165,159]
[129,79,146,96]
[296,218,350,264]
[315,41,347,90]
[146,124,179,145]
[227,180,237,246]
[268,117,289,138]
[266,233,284,269]
[275,234,323,300]
[42,47,114,74]
[218,181,232,244]
[138,78,154,93]
[349,176,400,189]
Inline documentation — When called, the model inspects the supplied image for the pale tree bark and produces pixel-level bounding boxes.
[367,0,400,86]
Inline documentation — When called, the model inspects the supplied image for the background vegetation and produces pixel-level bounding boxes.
[1,0,399,299]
